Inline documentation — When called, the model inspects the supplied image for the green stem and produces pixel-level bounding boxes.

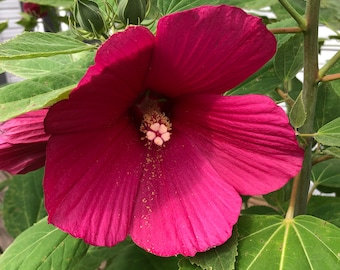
[297,133,317,137]
[270,27,303,34]
[278,0,307,30]
[312,155,334,165]
[307,182,317,202]
[320,73,340,82]
[294,0,320,216]
[318,50,340,79]
[285,173,300,219]
[276,88,295,107]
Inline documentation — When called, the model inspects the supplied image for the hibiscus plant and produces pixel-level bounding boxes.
[0,0,340,269]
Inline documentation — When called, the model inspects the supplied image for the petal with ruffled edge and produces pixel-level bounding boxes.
[173,94,303,195]
[0,109,49,174]
[130,134,242,257]
[45,26,154,134]
[44,117,145,246]
[146,5,276,97]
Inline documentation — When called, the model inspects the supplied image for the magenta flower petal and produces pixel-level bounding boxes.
[45,26,154,134]
[0,143,47,174]
[1,109,49,144]
[23,3,48,18]
[44,118,145,246]
[0,109,49,174]
[130,133,242,256]
[146,5,276,97]
[174,94,303,195]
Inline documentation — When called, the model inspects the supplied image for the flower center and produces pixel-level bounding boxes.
[139,101,172,146]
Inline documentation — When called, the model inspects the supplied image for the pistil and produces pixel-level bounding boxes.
[140,102,172,146]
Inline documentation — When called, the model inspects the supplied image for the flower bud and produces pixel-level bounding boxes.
[117,0,148,25]
[74,0,105,35]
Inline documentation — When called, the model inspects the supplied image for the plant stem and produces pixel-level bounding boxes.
[320,73,340,83]
[312,155,334,165]
[285,172,300,219]
[307,182,317,202]
[318,50,340,79]
[270,27,303,34]
[296,133,317,137]
[276,88,295,106]
[278,0,307,30]
[293,0,320,216]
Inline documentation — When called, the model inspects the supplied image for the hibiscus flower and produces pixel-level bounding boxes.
[23,3,48,18]
[0,109,49,174]
[43,5,303,256]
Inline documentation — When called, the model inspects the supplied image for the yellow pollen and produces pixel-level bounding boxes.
[140,103,172,147]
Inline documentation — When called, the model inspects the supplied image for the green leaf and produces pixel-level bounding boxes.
[307,196,340,227]
[155,0,203,15]
[326,55,340,97]
[314,56,340,140]
[227,31,304,100]
[20,0,74,8]
[75,241,139,270]
[270,2,293,20]
[0,51,94,79]
[286,0,340,31]
[0,218,89,270]
[289,90,306,128]
[156,0,279,15]
[237,215,340,269]
[319,0,340,31]
[3,168,47,238]
[16,12,38,32]
[263,181,292,214]
[228,0,277,9]
[189,227,238,270]
[274,34,304,81]
[311,159,340,188]
[307,196,340,213]
[311,203,340,227]
[0,21,8,33]
[0,32,95,60]
[324,147,340,159]
[242,205,281,215]
[73,246,116,270]
[315,82,340,130]
[315,184,340,195]
[21,0,114,11]
[0,68,86,121]
[226,60,282,100]
[155,0,233,15]
[315,117,340,146]
[104,240,179,270]
[267,18,300,48]
[178,259,203,270]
